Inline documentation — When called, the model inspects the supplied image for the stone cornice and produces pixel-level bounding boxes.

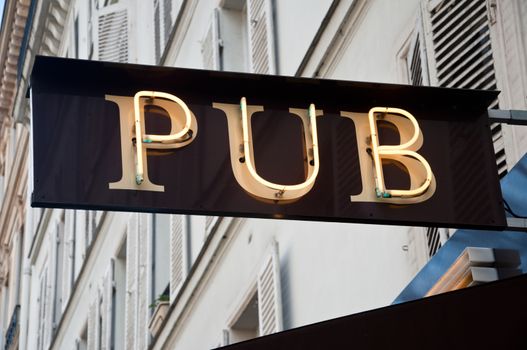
[39,0,71,56]
[0,0,30,126]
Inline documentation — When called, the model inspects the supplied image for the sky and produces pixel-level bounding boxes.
[0,0,4,30]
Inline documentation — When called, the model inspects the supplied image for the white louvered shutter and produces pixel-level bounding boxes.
[221,329,230,346]
[101,259,114,350]
[407,16,430,86]
[201,9,221,70]
[137,214,150,349]
[97,1,129,63]
[154,0,162,63]
[87,294,99,350]
[47,225,60,339]
[124,213,138,349]
[86,211,95,246]
[493,0,527,110]
[406,20,443,257]
[257,241,283,336]
[154,0,175,63]
[170,215,187,303]
[423,0,507,177]
[77,210,87,259]
[163,0,173,41]
[247,0,276,74]
[36,271,48,350]
[100,276,107,350]
[61,211,76,311]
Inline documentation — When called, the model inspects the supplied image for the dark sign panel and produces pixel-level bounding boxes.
[30,56,505,229]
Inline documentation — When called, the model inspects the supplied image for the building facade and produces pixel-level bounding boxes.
[0,0,526,349]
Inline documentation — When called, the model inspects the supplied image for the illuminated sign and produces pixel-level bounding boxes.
[113,92,436,204]
[30,56,505,229]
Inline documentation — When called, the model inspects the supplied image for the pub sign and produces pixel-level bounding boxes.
[30,56,505,229]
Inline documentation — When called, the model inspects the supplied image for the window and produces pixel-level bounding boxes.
[123,214,139,349]
[51,212,65,332]
[423,0,506,177]
[151,214,170,314]
[425,227,441,258]
[100,259,115,349]
[225,241,283,345]
[76,323,88,350]
[401,16,430,87]
[87,258,116,349]
[169,215,188,303]
[82,210,102,254]
[61,210,76,309]
[87,291,100,350]
[36,263,49,350]
[255,242,283,336]
[201,8,222,70]
[154,0,176,63]
[246,0,276,74]
[205,0,276,73]
[113,240,126,349]
[96,0,129,62]
[402,1,504,256]
[229,292,259,344]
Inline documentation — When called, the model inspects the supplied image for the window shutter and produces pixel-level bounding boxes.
[426,227,442,257]
[136,214,150,349]
[492,0,527,109]
[154,0,175,63]
[36,272,48,350]
[201,9,221,70]
[86,211,95,245]
[124,213,138,349]
[407,17,430,86]
[87,293,99,350]
[170,215,186,303]
[221,329,230,346]
[247,0,276,74]
[77,210,87,259]
[97,1,129,63]
[163,0,173,41]
[423,0,507,177]
[47,226,60,337]
[154,0,162,63]
[61,211,76,311]
[257,241,283,336]
[101,259,114,350]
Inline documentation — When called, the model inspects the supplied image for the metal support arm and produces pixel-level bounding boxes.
[488,109,527,125]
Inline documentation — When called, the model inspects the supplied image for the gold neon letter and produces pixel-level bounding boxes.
[368,107,432,198]
[213,99,322,202]
[107,91,197,192]
[341,108,436,204]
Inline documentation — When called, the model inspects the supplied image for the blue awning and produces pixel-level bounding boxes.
[394,152,527,303]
